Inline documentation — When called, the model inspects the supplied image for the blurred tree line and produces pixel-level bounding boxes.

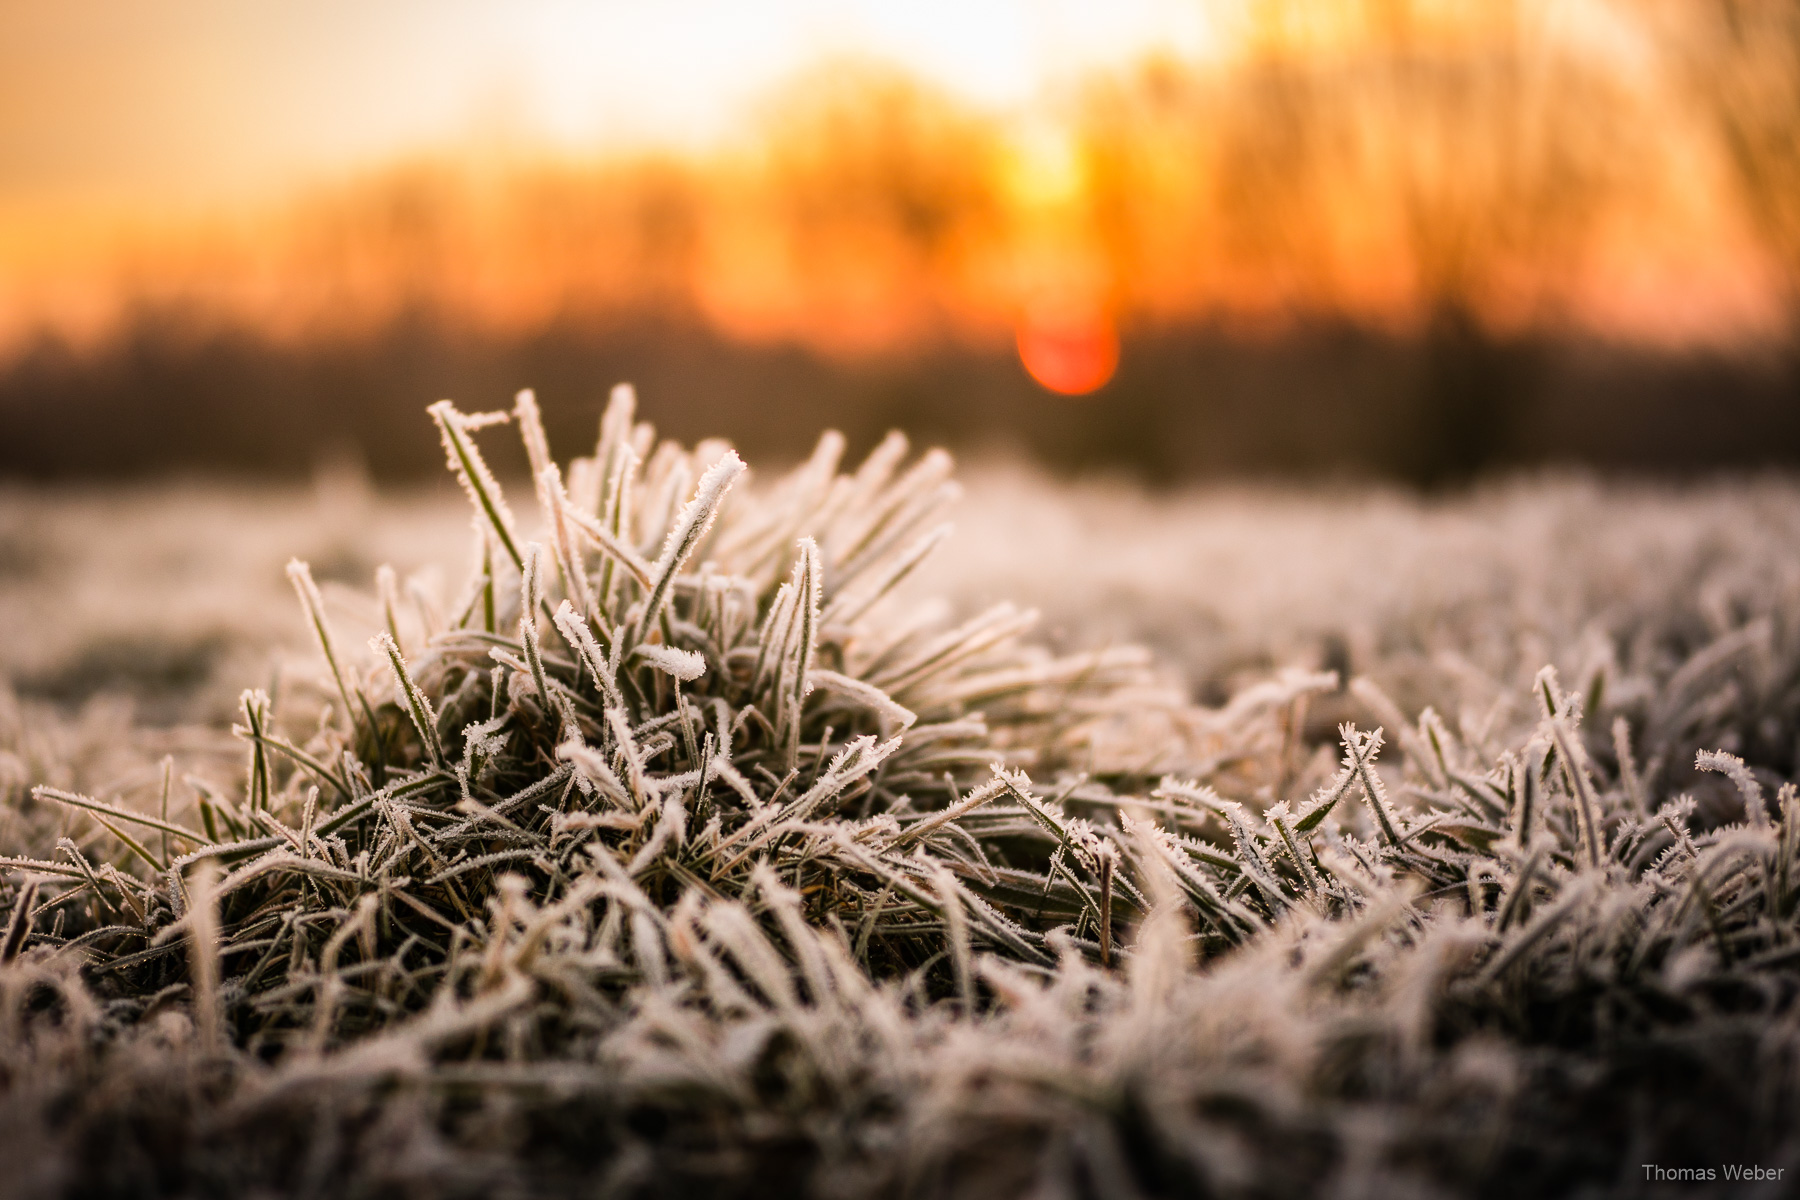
[3,0,1799,483]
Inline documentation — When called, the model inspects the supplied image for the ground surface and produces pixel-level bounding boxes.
[2,461,1799,1198]
[9,463,1795,729]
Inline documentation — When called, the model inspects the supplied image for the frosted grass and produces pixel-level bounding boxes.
[0,411,1796,1195]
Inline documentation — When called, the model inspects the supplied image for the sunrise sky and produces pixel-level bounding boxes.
[0,0,1218,210]
[0,0,1789,386]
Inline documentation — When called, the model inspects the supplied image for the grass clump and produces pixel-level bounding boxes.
[10,387,1162,1052]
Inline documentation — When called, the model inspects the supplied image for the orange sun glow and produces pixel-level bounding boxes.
[1016,307,1119,395]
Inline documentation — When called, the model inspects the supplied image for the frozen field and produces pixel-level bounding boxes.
[6,460,1796,733]
[1,431,1799,1198]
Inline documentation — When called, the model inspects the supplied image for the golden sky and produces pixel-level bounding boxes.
[0,0,1216,210]
[0,0,1789,382]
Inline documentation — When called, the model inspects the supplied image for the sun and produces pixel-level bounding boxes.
[1016,305,1119,395]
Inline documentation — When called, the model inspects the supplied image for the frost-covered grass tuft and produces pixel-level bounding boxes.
[1,401,1799,1197]
[9,389,1167,1053]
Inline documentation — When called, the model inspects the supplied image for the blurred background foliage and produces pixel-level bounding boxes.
[2,0,1799,484]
